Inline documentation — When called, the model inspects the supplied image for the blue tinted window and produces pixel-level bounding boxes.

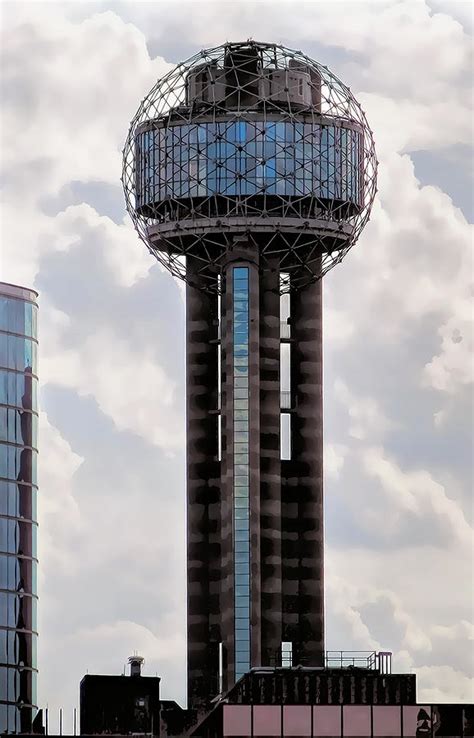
[0,370,38,410]
[136,120,362,207]
[0,298,37,338]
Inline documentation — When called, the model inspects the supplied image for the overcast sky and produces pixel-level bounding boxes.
[1,0,473,728]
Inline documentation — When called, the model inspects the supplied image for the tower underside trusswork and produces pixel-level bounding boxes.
[123,40,377,712]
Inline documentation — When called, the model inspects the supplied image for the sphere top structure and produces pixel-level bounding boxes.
[123,40,377,293]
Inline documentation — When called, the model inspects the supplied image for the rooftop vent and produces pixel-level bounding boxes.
[128,653,145,677]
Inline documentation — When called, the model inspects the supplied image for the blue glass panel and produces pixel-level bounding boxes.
[235,574,250,587]
[234,485,248,497]
[234,284,248,297]
[235,526,249,539]
[234,463,248,475]
[234,358,248,369]
[235,584,249,597]
[235,633,250,644]
[233,336,248,349]
[234,442,248,452]
[234,380,249,391]
[234,311,248,323]
[234,390,248,401]
[234,398,248,409]
[235,642,250,654]
[234,551,250,563]
[233,290,248,301]
[235,631,250,642]
[235,632,250,644]
[235,530,249,544]
[235,562,249,574]
[235,495,249,507]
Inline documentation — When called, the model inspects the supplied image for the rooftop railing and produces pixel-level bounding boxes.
[326,651,392,673]
[273,650,392,674]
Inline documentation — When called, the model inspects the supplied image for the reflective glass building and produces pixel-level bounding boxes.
[0,282,38,733]
[123,41,377,712]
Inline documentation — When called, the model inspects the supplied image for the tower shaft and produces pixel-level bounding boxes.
[186,255,324,708]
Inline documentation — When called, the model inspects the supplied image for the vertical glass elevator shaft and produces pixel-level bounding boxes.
[231,267,251,679]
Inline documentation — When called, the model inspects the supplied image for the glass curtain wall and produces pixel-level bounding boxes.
[136,121,362,207]
[0,285,39,734]
[232,267,250,680]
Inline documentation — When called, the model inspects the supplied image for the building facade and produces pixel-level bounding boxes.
[123,41,377,710]
[194,703,474,737]
[0,282,39,733]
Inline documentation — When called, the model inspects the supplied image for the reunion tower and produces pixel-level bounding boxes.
[122,41,377,711]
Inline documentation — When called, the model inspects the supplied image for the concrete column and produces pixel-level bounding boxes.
[186,260,220,708]
[259,266,282,664]
[282,279,324,665]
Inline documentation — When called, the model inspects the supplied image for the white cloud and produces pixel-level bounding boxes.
[424,306,474,392]
[1,10,170,285]
[416,665,474,703]
[334,379,393,440]
[37,411,84,576]
[324,443,347,480]
[41,301,183,453]
[47,203,156,288]
[323,306,355,346]
[326,570,434,654]
[1,10,171,191]
[362,446,473,549]
[325,549,474,698]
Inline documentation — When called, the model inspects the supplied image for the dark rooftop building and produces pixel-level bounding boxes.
[25,656,474,737]
[80,656,161,736]
[191,665,474,737]
[190,668,474,738]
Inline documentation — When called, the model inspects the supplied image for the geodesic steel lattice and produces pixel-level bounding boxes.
[122,41,377,293]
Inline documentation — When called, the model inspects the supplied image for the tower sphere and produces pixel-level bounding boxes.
[122,41,377,293]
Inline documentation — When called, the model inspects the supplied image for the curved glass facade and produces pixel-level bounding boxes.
[0,283,38,734]
[136,119,362,212]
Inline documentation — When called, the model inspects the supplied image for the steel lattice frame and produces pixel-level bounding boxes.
[122,41,377,293]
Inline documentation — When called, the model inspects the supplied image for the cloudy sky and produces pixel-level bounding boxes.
[1,0,473,728]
